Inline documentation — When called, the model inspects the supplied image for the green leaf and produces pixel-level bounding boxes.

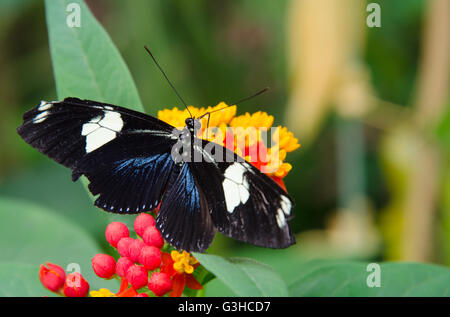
[0,197,99,264]
[0,197,118,295]
[289,261,450,297]
[45,0,142,110]
[0,162,108,242]
[0,262,55,297]
[193,253,288,297]
[45,0,145,224]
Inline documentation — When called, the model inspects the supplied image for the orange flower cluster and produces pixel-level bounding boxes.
[158,103,300,190]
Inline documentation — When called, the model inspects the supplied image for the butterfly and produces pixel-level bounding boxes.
[16,49,295,253]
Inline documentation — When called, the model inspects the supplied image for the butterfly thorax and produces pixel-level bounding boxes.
[171,118,203,165]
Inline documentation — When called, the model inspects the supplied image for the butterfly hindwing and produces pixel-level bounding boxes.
[156,163,216,252]
[190,140,295,249]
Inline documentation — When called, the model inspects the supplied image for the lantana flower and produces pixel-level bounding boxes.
[160,250,203,297]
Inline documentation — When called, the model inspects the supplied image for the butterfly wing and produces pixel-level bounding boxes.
[156,163,216,252]
[74,136,176,213]
[17,97,178,213]
[189,140,295,249]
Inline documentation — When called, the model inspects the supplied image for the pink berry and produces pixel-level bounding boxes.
[91,254,116,279]
[117,237,134,258]
[142,226,164,249]
[105,222,129,248]
[128,239,146,263]
[135,293,149,297]
[115,257,134,278]
[139,246,161,270]
[148,272,172,297]
[134,213,156,237]
[126,265,148,290]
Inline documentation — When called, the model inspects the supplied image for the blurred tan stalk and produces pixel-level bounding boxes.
[381,0,449,261]
[286,0,379,258]
[400,0,449,261]
[286,0,374,143]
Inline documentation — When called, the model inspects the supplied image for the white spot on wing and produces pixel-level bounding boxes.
[81,123,100,135]
[33,111,49,124]
[276,208,286,228]
[238,183,250,204]
[223,163,250,213]
[224,163,245,183]
[82,111,124,153]
[38,101,52,111]
[280,195,292,216]
[101,111,123,131]
[223,179,241,212]
[85,128,116,153]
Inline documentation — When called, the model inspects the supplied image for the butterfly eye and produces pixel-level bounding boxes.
[185,118,201,131]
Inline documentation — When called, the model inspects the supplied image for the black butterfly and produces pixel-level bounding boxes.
[17,97,295,252]
[17,45,295,252]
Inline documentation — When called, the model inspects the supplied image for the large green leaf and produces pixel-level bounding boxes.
[193,253,288,297]
[289,260,450,297]
[45,0,145,226]
[45,0,142,110]
[0,197,118,295]
[0,262,53,297]
[0,162,108,243]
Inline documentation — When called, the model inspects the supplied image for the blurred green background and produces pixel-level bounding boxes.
[0,0,449,295]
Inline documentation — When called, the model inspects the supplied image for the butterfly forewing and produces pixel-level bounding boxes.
[18,97,178,214]
[75,137,176,213]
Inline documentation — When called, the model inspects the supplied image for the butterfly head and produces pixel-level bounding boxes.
[185,117,201,133]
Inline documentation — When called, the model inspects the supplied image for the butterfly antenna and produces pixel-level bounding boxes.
[198,87,269,119]
[231,87,270,106]
[144,46,192,118]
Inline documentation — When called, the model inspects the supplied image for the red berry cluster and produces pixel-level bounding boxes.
[39,213,201,297]
[95,214,172,296]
